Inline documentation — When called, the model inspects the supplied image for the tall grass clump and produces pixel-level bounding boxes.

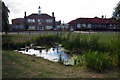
[84,51,112,73]
[88,36,99,51]
[33,34,62,47]
[2,40,31,50]
[62,34,82,53]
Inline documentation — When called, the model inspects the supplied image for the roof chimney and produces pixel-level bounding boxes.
[24,11,26,18]
[105,15,106,18]
[52,12,54,17]
[102,15,104,18]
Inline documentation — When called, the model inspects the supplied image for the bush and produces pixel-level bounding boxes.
[84,51,112,72]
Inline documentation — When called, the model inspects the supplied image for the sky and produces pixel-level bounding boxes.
[2,0,120,24]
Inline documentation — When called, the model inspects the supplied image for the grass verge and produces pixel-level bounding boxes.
[2,50,119,78]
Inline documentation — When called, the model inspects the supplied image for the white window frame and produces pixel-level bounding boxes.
[28,19,35,23]
[82,24,86,27]
[46,19,53,23]
[77,23,81,28]
[38,19,42,22]
[88,24,91,28]
[28,26,35,29]
[46,26,53,29]
[57,25,60,28]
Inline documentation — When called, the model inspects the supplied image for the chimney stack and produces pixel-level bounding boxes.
[102,15,104,18]
[52,12,54,17]
[24,11,26,18]
[105,15,106,18]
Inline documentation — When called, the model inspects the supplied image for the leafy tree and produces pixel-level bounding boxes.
[2,1,10,34]
[112,1,120,28]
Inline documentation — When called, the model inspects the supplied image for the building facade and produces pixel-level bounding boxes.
[12,5,119,31]
[12,6,56,31]
[12,13,55,31]
[68,17,119,31]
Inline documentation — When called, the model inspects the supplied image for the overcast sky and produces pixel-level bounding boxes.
[2,0,120,24]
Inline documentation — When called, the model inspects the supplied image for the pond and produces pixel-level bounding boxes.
[15,44,74,65]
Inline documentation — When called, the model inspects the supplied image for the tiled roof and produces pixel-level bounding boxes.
[68,18,117,24]
[12,13,53,24]
[27,13,53,19]
[12,18,25,24]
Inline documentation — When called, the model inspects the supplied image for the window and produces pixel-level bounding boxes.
[65,25,68,28]
[38,23,42,25]
[15,26,24,29]
[57,25,60,28]
[82,24,86,27]
[61,25,64,29]
[28,19,35,23]
[70,26,74,31]
[38,19,42,22]
[88,24,91,28]
[46,19,53,23]
[29,26,35,29]
[46,26,53,29]
[110,24,112,27]
[77,23,81,28]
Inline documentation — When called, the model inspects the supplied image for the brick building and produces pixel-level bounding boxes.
[68,17,119,31]
[12,6,56,31]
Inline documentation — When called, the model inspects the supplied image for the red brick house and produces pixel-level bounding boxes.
[68,17,119,31]
[12,6,56,31]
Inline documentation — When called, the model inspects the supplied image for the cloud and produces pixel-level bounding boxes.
[2,0,120,24]
[3,0,22,13]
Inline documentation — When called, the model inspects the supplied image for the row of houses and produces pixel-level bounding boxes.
[12,6,119,31]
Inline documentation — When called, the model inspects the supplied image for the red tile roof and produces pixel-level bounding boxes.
[27,13,53,19]
[12,18,25,24]
[68,18,117,24]
[12,13,54,24]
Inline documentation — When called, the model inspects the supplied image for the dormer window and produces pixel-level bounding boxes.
[28,19,35,23]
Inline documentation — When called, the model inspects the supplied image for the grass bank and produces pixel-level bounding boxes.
[2,33,119,77]
[2,50,119,78]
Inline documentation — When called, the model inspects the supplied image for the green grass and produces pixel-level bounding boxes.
[2,32,119,75]
[2,50,119,78]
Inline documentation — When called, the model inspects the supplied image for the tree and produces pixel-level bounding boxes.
[112,1,120,28]
[2,2,10,34]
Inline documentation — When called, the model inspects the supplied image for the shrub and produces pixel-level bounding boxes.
[84,51,112,72]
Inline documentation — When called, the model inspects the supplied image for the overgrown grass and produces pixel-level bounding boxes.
[2,32,119,73]
[84,51,112,72]
[3,50,119,78]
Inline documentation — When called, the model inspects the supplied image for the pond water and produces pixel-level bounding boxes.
[15,45,74,65]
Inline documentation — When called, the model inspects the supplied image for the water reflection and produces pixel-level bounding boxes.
[16,45,74,65]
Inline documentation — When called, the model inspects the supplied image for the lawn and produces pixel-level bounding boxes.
[2,50,119,78]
